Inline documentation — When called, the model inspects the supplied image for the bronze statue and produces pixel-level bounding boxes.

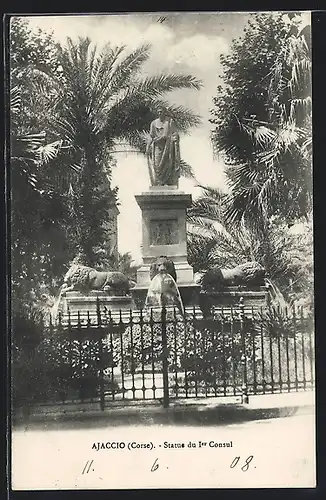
[146,108,180,186]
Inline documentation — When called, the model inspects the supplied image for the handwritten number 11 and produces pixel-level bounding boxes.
[230,456,254,472]
[82,460,94,474]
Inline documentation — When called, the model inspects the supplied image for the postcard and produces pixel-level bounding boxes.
[9,11,315,490]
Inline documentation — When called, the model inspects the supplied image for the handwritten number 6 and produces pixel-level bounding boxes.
[151,458,159,472]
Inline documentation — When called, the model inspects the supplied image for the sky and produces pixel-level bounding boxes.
[21,12,310,264]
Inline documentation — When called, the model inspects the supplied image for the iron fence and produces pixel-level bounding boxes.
[12,299,315,411]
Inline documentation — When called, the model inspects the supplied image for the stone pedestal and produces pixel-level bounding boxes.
[199,286,269,317]
[135,186,195,286]
[60,291,135,324]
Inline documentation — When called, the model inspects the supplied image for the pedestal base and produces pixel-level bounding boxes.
[61,291,135,324]
[199,287,269,317]
[135,187,195,287]
[132,283,201,310]
[136,260,194,286]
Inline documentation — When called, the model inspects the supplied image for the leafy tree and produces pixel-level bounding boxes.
[9,18,76,318]
[10,17,67,189]
[210,13,312,226]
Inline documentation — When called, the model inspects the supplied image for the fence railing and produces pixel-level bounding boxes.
[12,300,315,411]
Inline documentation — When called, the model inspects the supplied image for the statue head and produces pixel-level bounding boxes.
[157,106,168,121]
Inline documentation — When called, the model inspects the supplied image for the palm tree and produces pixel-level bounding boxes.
[212,15,312,227]
[188,185,260,273]
[187,185,312,303]
[54,37,202,264]
[55,36,201,169]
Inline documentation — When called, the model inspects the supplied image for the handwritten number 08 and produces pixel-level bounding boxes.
[230,456,253,472]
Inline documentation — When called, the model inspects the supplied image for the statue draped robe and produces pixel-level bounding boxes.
[147,118,180,186]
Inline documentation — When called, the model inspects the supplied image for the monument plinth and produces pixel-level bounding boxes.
[60,290,135,324]
[135,186,195,287]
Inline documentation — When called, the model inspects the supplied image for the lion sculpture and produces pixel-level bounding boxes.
[62,264,133,296]
[149,256,177,282]
[201,261,266,290]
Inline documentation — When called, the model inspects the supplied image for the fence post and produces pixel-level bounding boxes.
[161,305,170,408]
[96,298,105,412]
[239,297,249,404]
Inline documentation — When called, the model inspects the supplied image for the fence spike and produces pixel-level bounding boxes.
[96,296,101,325]
[239,296,245,320]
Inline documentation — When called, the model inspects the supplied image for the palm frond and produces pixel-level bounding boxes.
[302,136,312,151]
[13,132,46,153]
[179,159,195,179]
[187,233,221,272]
[38,140,63,164]
[10,86,21,114]
[89,44,146,117]
[114,131,148,154]
[238,119,277,148]
[133,73,202,96]
[197,184,226,200]
[103,95,201,141]
[107,44,151,89]
[188,197,223,222]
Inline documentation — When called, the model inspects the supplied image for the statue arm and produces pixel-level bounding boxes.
[146,122,156,153]
[169,119,179,141]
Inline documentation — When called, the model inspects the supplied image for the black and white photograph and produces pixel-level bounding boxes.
[8,11,315,490]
